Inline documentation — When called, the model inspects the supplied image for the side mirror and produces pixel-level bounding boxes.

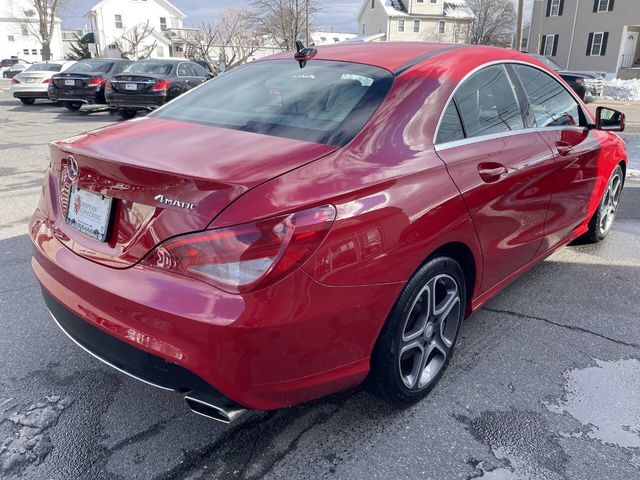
[595,106,625,132]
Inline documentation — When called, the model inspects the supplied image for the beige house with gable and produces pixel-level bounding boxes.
[527,0,640,78]
[357,0,474,44]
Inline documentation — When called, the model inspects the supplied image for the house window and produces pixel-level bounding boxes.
[417,0,424,3]
[160,17,167,31]
[438,20,446,34]
[7,35,15,42]
[413,20,420,33]
[362,23,366,34]
[20,24,28,36]
[431,0,437,3]
[371,0,375,8]
[550,0,560,16]
[597,0,610,12]
[32,49,37,55]
[543,34,555,56]
[589,32,607,55]
[398,19,405,33]
[23,49,29,55]
[156,46,164,57]
[115,14,123,29]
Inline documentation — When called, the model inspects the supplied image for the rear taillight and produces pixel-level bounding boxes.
[11,78,20,84]
[141,205,336,293]
[88,76,106,87]
[151,79,170,92]
[105,80,112,91]
[42,78,51,84]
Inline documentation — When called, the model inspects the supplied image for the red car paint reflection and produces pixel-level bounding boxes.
[29,43,627,411]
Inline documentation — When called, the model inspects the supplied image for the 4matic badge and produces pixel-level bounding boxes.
[154,194,197,210]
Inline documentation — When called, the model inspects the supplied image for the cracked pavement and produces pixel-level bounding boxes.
[1,80,639,479]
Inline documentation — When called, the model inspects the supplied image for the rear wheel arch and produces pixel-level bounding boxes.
[425,242,477,315]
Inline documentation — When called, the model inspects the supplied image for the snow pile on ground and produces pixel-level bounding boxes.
[602,79,640,101]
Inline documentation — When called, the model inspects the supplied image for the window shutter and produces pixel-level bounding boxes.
[546,0,552,17]
[601,32,609,55]
[593,0,598,12]
[552,34,559,56]
[608,0,615,11]
[559,0,565,15]
[586,32,594,55]
[540,35,547,54]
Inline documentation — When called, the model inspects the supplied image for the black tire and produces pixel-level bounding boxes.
[64,102,82,111]
[119,109,137,119]
[19,98,36,105]
[371,256,466,405]
[585,165,624,243]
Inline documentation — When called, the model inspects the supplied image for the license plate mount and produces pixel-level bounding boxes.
[125,83,137,91]
[64,79,75,86]
[65,186,113,242]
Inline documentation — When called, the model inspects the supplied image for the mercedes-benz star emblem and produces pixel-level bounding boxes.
[67,156,79,182]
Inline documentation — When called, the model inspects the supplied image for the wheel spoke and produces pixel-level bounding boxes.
[402,285,430,342]
[399,341,424,389]
[439,296,461,347]
[432,275,458,317]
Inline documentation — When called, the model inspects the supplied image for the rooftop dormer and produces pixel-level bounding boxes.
[407,0,445,16]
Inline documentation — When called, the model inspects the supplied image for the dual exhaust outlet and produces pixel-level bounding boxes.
[184,392,248,424]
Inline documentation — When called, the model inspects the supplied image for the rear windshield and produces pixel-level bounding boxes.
[123,62,173,75]
[67,60,112,73]
[25,63,62,72]
[153,59,394,147]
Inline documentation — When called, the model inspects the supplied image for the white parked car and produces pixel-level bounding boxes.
[11,61,75,105]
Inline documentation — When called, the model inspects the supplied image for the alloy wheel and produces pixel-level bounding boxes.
[599,171,623,236]
[398,274,461,390]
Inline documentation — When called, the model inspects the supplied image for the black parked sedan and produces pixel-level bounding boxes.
[106,59,210,118]
[48,59,132,111]
[529,54,604,100]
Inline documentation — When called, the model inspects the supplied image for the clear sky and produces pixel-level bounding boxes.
[61,0,534,34]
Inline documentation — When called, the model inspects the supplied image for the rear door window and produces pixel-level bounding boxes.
[512,64,584,127]
[154,60,394,147]
[454,65,524,138]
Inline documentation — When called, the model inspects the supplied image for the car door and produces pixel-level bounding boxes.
[435,64,556,292]
[511,64,602,252]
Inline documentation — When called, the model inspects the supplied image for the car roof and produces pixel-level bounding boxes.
[262,42,554,75]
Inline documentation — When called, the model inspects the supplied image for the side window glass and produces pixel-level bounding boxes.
[436,101,465,144]
[454,65,524,138]
[192,64,208,78]
[513,65,583,127]
[177,63,189,77]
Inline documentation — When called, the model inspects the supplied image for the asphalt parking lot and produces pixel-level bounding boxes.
[1,79,639,480]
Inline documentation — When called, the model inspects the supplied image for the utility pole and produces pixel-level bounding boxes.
[305,0,310,45]
[516,0,524,51]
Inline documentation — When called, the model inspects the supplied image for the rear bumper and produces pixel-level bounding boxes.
[107,92,166,111]
[29,206,399,410]
[43,288,238,406]
[12,89,50,98]
[49,88,101,104]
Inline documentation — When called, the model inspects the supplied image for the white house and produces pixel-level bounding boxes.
[0,0,64,61]
[357,0,474,44]
[312,31,357,45]
[85,0,186,59]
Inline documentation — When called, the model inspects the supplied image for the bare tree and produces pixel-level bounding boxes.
[251,0,319,51]
[465,0,516,46]
[6,0,65,60]
[116,21,158,60]
[184,8,261,75]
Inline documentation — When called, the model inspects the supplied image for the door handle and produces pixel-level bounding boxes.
[556,141,574,156]
[478,162,508,183]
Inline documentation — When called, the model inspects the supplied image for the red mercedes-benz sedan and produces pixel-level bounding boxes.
[29,42,627,423]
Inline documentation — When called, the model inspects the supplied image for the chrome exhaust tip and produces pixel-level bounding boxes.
[184,393,248,424]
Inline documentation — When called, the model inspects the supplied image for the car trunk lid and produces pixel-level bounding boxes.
[110,74,162,94]
[54,72,102,89]
[48,117,337,268]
